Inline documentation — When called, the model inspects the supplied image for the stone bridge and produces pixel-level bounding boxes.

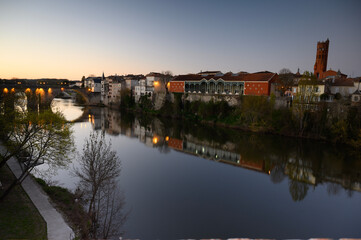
[0,85,66,104]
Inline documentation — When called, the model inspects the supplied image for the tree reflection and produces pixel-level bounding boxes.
[74,132,127,239]
[289,180,309,201]
[93,106,361,202]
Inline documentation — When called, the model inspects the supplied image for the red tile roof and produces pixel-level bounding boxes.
[330,78,355,87]
[172,72,277,82]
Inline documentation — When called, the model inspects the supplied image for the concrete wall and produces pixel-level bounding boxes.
[180,93,241,106]
[88,92,101,105]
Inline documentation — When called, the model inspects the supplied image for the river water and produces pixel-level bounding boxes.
[36,98,361,239]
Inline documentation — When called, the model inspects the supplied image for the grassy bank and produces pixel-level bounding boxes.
[0,166,47,240]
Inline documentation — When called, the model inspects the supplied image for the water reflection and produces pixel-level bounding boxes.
[51,98,84,121]
[78,107,361,201]
[38,99,361,238]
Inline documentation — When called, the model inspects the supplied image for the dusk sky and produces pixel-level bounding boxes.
[1,0,360,80]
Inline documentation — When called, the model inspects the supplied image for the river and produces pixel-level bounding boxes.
[36,98,361,239]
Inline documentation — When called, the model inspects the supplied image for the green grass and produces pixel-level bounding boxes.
[0,166,47,240]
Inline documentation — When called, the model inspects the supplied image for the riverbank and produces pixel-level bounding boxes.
[35,178,90,239]
[114,94,361,150]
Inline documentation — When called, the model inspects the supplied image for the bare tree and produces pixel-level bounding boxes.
[277,68,295,95]
[161,71,173,90]
[292,71,319,135]
[74,132,127,239]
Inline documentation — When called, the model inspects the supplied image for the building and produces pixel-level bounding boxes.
[101,74,123,105]
[322,69,347,79]
[169,71,278,96]
[124,74,143,93]
[84,76,102,93]
[243,71,278,96]
[108,78,122,104]
[351,78,361,104]
[134,72,162,101]
[101,76,109,104]
[314,39,329,79]
[327,77,356,97]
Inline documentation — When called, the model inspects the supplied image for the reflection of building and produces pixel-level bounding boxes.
[80,107,361,195]
[167,138,183,151]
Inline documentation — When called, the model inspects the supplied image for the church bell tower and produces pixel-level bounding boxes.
[314,39,329,79]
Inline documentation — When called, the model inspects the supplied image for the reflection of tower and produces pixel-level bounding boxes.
[314,39,329,79]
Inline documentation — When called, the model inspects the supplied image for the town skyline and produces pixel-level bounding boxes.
[1,0,361,80]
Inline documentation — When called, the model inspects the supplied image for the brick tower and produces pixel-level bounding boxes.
[314,39,329,79]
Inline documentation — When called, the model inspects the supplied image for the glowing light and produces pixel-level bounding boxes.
[268,170,271,175]
[17,82,21,85]
[167,82,170,88]
[35,88,45,95]
[88,114,91,118]
[61,88,64,91]
[154,81,159,87]
[11,88,15,93]
[48,88,52,94]
[165,136,169,141]
[3,88,9,93]
[25,88,31,93]
[152,136,158,144]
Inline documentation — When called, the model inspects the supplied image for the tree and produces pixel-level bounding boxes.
[161,71,173,91]
[74,132,127,239]
[0,109,74,201]
[277,68,295,95]
[292,71,319,135]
